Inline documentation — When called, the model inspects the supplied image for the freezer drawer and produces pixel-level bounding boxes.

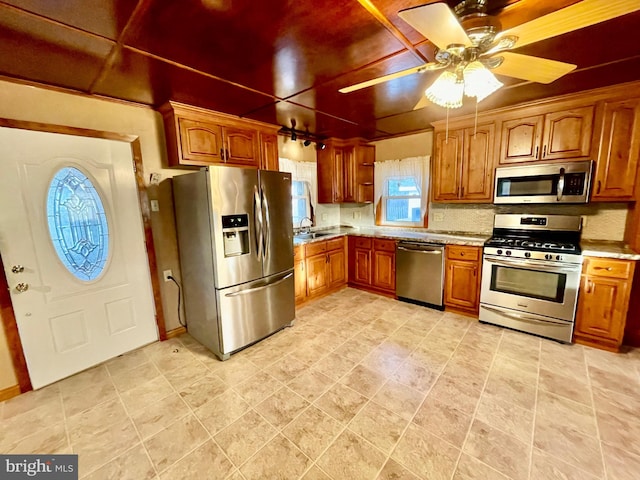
[396,242,445,309]
[216,269,295,358]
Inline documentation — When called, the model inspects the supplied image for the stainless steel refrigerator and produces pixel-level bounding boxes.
[173,165,295,360]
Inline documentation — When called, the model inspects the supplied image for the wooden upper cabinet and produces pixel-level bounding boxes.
[592,98,640,201]
[433,130,463,201]
[318,138,374,204]
[433,123,495,203]
[500,115,544,164]
[259,132,279,171]
[499,105,594,164]
[462,124,495,201]
[160,101,278,169]
[177,117,224,164]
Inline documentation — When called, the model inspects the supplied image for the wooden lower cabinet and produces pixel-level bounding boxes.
[574,257,636,352]
[295,237,346,305]
[444,245,481,316]
[348,236,396,295]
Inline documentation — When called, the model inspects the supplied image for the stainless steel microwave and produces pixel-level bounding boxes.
[494,160,593,204]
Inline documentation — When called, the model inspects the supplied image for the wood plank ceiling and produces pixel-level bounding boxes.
[0,0,639,139]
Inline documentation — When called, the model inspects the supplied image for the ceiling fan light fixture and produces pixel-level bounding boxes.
[463,61,503,102]
[425,70,464,109]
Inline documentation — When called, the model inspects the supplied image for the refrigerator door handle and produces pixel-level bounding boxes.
[253,186,263,260]
[261,188,270,260]
[224,272,293,297]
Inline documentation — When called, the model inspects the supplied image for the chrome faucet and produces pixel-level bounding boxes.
[299,216,312,234]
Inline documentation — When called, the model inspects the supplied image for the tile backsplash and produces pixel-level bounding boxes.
[336,202,629,241]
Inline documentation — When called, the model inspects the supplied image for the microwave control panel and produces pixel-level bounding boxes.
[563,173,586,195]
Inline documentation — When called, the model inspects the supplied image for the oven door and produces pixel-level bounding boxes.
[480,255,582,322]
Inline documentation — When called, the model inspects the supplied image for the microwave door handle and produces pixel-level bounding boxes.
[557,168,565,201]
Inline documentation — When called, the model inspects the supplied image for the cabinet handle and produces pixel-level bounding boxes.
[220,148,225,160]
[594,266,613,271]
[596,180,601,194]
[461,186,464,197]
[535,146,539,158]
[542,145,547,158]
[585,280,592,293]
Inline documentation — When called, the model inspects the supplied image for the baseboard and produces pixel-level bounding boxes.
[166,326,187,339]
[0,384,21,402]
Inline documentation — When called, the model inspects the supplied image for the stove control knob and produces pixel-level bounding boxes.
[524,252,531,258]
[506,250,512,256]
[556,255,562,261]
[545,254,552,260]
[497,249,503,255]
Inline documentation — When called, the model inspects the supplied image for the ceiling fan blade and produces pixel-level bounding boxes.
[398,3,472,50]
[499,0,640,49]
[491,52,576,84]
[339,63,440,93]
[413,95,429,111]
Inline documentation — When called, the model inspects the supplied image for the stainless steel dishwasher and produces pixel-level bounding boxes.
[396,241,445,309]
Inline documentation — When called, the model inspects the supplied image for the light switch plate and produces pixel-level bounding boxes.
[433,212,444,221]
[150,200,159,212]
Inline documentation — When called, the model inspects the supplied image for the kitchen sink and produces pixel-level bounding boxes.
[294,232,334,240]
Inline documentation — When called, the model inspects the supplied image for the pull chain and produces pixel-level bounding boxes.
[445,107,449,143]
[474,98,478,138]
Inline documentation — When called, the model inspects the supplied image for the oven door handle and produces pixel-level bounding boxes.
[484,257,581,273]
[482,305,570,326]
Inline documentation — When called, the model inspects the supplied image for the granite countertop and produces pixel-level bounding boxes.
[293,226,489,247]
[580,240,640,260]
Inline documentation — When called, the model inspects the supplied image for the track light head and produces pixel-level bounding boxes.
[291,131,297,141]
[317,142,326,150]
[303,139,311,147]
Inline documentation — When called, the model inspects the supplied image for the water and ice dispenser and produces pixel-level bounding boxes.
[221,214,250,257]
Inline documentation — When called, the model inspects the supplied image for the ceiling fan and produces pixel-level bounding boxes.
[340,0,640,109]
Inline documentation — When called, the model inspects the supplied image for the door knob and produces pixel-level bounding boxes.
[11,265,24,274]
[15,283,29,293]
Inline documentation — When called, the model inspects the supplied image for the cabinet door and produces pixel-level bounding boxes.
[542,106,594,160]
[177,117,224,164]
[575,274,630,345]
[592,99,640,200]
[333,147,346,203]
[328,249,346,288]
[499,115,544,164]
[461,124,495,201]
[223,126,259,166]
[373,250,395,292]
[294,258,307,304]
[433,130,463,201]
[306,254,328,297]
[343,145,357,202]
[353,248,372,286]
[444,259,479,310]
[260,132,279,171]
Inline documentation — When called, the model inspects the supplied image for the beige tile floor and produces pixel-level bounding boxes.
[2,287,640,480]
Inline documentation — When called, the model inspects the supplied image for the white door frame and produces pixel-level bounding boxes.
[0,118,167,394]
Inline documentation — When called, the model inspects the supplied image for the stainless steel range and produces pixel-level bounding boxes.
[479,214,583,343]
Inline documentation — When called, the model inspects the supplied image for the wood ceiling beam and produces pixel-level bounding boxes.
[356,0,432,64]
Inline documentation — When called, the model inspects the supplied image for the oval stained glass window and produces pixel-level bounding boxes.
[46,167,109,281]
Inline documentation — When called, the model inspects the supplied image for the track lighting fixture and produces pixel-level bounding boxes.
[278,121,326,149]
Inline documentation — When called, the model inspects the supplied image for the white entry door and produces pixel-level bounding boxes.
[0,127,158,389]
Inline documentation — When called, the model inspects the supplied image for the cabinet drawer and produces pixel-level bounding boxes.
[374,238,396,252]
[352,236,372,249]
[585,257,633,279]
[294,245,304,262]
[326,237,345,252]
[305,241,327,257]
[447,245,480,261]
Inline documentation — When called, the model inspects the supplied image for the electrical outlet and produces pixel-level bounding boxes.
[150,200,159,212]
[353,212,361,219]
[163,269,173,282]
[581,215,588,227]
[433,212,445,222]
[321,213,328,221]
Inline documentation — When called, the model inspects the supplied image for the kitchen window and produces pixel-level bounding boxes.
[375,156,429,227]
[279,157,317,226]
